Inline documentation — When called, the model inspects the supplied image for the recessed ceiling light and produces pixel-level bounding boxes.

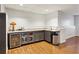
[19,4,23,6]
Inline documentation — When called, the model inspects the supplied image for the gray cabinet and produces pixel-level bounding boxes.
[39,31,44,40]
[8,31,45,49]
[9,33,21,48]
[33,31,44,42]
[21,32,33,44]
[45,31,51,43]
[21,31,44,44]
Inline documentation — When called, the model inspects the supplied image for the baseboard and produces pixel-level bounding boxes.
[74,36,79,37]
[21,40,45,46]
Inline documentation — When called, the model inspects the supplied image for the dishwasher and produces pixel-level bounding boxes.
[51,31,60,46]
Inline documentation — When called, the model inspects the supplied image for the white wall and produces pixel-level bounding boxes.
[58,11,76,43]
[45,11,58,27]
[6,8,45,30]
[74,15,79,36]
[0,5,6,12]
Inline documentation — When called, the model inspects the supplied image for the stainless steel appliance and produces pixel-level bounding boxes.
[9,33,21,48]
[51,31,60,46]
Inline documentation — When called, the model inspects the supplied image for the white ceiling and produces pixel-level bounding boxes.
[5,4,79,14]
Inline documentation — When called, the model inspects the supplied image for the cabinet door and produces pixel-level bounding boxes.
[21,32,34,44]
[0,13,6,54]
[45,31,51,43]
[9,33,21,48]
[39,31,44,40]
[33,31,44,42]
[33,32,40,42]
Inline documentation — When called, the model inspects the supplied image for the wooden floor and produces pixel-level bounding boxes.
[7,36,79,54]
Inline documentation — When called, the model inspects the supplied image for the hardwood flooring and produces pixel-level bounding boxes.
[7,36,79,54]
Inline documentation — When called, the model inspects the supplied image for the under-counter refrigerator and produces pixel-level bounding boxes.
[0,13,6,54]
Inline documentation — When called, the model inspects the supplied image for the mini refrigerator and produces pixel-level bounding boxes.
[51,31,60,46]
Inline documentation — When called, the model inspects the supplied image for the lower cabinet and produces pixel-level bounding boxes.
[21,31,44,44]
[33,31,44,42]
[21,32,33,44]
[8,33,21,48]
[45,31,51,43]
[8,31,51,49]
[8,31,60,49]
